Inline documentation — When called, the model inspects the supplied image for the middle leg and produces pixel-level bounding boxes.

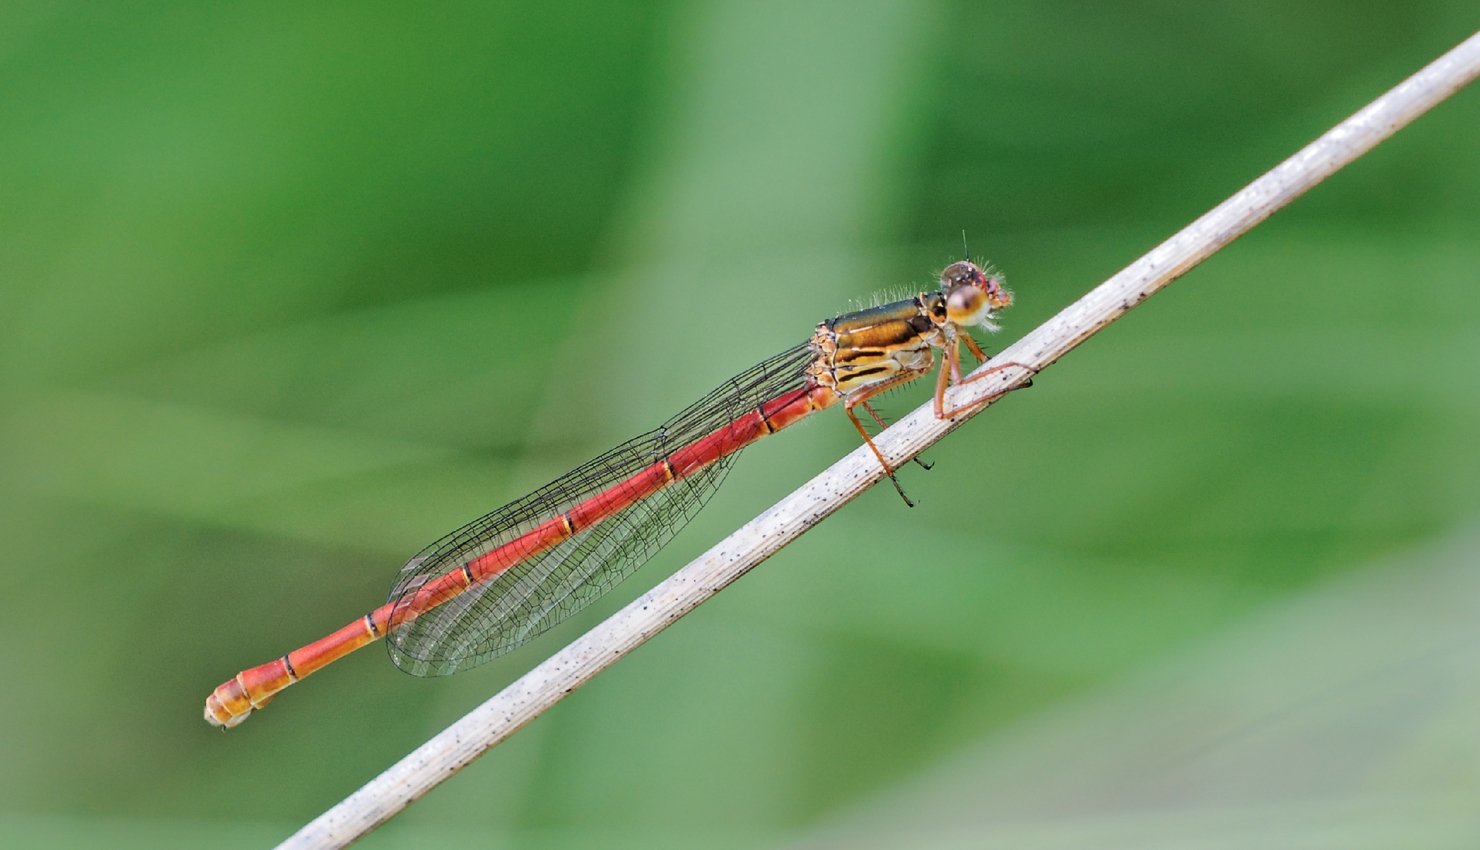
[859,401,933,471]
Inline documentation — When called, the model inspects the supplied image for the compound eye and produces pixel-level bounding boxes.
[946,286,986,324]
[939,261,979,290]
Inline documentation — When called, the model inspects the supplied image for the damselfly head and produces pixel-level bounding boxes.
[940,260,1011,329]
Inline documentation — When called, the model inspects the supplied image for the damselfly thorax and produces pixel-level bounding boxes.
[808,297,943,397]
[809,260,1012,401]
[802,261,1015,501]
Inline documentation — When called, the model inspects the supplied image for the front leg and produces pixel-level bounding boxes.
[933,336,1036,419]
[960,333,990,368]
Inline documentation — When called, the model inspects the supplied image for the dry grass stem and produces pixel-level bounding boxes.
[277,29,1480,850]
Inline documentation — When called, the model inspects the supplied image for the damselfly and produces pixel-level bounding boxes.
[206,260,1023,727]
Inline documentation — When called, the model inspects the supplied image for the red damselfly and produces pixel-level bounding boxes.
[206,260,1022,727]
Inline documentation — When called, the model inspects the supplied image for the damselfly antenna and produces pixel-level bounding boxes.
[961,230,970,262]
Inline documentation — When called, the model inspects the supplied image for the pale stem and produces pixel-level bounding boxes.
[277,29,1480,850]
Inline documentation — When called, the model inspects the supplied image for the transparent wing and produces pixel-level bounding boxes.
[386,342,815,676]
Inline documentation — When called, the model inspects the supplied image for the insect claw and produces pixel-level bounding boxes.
[888,474,916,507]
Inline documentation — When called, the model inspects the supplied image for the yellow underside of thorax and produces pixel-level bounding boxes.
[807,295,946,400]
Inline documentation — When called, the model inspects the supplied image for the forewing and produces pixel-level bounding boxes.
[386,450,734,676]
[386,343,814,676]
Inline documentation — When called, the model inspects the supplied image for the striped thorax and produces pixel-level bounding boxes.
[807,260,1011,401]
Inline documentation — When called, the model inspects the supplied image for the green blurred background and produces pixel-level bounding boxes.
[3,3,1479,848]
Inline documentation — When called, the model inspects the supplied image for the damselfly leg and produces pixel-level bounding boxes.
[843,371,930,507]
[859,401,933,471]
[934,333,1036,420]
